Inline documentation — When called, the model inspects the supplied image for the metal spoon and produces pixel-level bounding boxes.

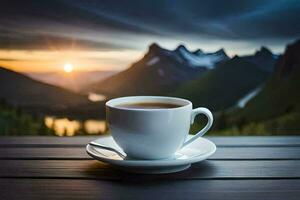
[89,141,126,159]
[89,142,206,160]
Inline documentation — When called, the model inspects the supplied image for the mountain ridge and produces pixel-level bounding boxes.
[0,66,91,115]
[234,39,300,121]
[26,70,117,92]
[84,43,231,97]
[172,56,269,111]
[242,46,277,72]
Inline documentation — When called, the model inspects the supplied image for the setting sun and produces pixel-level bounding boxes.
[63,63,73,73]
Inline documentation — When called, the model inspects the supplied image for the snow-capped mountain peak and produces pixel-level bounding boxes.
[176,44,189,51]
[145,43,229,70]
[193,49,204,55]
[175,45,229,69]
[214,48,227,56]
[148,43,166,56]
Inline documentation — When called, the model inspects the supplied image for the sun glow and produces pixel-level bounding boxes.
[63,63,73,73]
[0,49,142,72]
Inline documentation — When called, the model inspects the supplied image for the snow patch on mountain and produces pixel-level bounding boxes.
[236,86,262,108]
[147,57,160,66]
[177,46,227,69]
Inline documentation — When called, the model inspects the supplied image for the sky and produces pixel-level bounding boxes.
[0,0,299,72]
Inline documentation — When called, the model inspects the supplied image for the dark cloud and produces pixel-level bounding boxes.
[0,31,135,50]
[0,0,299,50]
[66,0,300,39]
[0,0,158,35]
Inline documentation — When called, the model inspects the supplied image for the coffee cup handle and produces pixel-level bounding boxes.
[182,107,213,147]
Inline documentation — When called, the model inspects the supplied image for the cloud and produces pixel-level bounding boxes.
[0,31,135,51]
[65,0,300,40]
[0,0,299,51]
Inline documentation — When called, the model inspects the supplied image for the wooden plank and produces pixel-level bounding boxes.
[212,147,300,160]
[1,147,300,160]
[1,160,299,180]
[208,136,300,147]
[0,147,89,160]
[1,136,300,147]
[0,136,99,147]
[1,178,299,200]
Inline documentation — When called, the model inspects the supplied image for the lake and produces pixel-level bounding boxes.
[44,116,107,136]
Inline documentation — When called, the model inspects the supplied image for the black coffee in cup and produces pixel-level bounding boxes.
[116,102,181,109]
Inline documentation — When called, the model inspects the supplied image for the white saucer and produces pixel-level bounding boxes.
[86,135,216,174]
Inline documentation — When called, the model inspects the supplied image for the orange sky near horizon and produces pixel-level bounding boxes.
[0,49,143,72]
[0,40,288,73]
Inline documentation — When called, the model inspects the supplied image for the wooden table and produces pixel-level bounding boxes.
[0,136,300,200]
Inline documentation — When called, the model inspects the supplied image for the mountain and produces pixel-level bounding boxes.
[0,67,92,116]
[235,39,300,121]
[172,57,269,111]
[242,46,278,72]
[85,43,229,97]
[174,45,229,69]
[26,70,117,92]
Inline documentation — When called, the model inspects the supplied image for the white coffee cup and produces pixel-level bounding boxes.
[106,96,213,160]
